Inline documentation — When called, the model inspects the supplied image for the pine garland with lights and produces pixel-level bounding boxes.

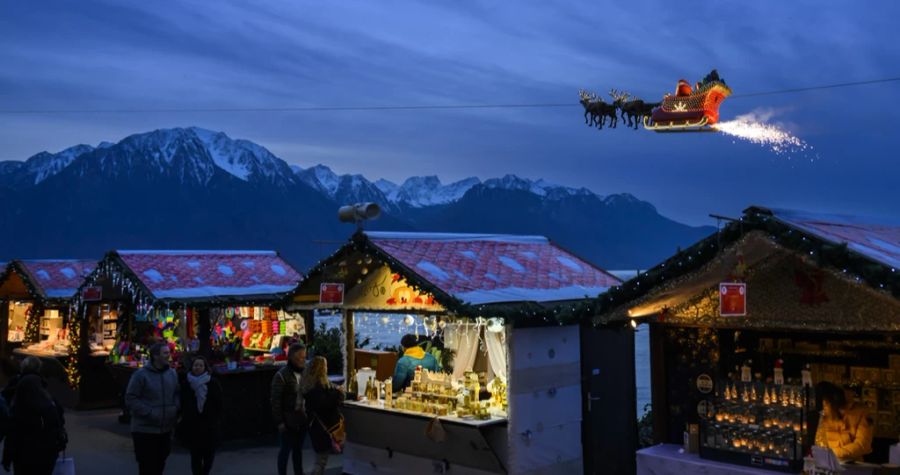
[295,231,599,328]
[593,207,900,326]
[65,308,82,389]
[24,303,42,343]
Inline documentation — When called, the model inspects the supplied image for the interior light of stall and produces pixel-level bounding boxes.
[630,319,637,329]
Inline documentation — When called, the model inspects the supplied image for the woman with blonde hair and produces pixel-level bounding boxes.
[302,356,344,475]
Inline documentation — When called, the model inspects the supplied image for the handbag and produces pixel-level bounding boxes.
[316,414,346,454]
[52,455,76,475]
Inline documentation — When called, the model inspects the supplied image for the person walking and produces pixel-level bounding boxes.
[270,343,308,475]
[125,342,179,475]
[178,355,223,475]
[1,356,43,403]
[302,356,344,475]
[1,374,66,474]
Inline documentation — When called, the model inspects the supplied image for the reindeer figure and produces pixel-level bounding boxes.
[595,92,618,129]
[579,90,619,129]
[579,90,596,126]
[611,89,659,129]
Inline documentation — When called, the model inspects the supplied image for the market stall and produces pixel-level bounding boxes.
[594,206,900,474]
[290,231,624,475]
[75,249,305,439]
[0,259,105,407]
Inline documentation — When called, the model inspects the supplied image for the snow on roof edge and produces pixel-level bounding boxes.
[766,207,900,228]
[151,284,298,299]
[456,285,611,305]
[116,250,278,256]
[366,231,548,244]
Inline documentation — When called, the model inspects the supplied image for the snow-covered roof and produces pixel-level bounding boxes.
[365,232,621,305]
[112,250,302,301]
[765,207,900,269]
[16,259,96,300]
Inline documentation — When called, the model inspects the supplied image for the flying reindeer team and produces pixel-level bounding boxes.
[580,69,725,129]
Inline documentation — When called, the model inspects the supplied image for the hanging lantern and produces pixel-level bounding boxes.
[487,317,505,333]
[403,315,415,327]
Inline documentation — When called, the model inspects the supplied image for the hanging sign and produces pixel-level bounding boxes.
[82,286,102,302]
[719,282,746,317]
[319,283,344,305]
[696,373,714,394]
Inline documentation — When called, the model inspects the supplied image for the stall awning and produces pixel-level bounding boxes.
[594,205,900,328]
[84,250,302,304]
[758,207,900,270]
[293,231,620,325]
[365,232,620,305]
[0,259,96,303]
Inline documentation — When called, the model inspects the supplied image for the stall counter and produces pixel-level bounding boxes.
[344,399,506,428]
[343,399,508,475]
[637,444,891,475]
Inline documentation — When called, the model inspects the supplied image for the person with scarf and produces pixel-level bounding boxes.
[178,355,223,475]
[1,374,66,474]
[302,356,344,475]
[392,334,439,393]
[270,343,307,475]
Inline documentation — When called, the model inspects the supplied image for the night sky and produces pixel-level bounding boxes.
[1,1,898,225]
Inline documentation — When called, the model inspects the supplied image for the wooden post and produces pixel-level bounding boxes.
[303,310,315,345]
[198,307,212,358]
[0,300,9,356]
[344,310,355,383]
[649,322,669,444]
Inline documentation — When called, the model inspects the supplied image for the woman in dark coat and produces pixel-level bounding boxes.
[1,374,65,474]
[302,356,344,475]
[178,356,223,475]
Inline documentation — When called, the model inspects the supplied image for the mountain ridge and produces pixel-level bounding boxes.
[0,127,714,270]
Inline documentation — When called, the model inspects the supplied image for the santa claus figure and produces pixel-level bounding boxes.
[675,79,693,97]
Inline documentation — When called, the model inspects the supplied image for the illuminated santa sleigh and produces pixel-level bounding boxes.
[643,80,732,132]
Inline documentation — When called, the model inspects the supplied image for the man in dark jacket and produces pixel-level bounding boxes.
[270,343,307,475]
[126,342,179,475]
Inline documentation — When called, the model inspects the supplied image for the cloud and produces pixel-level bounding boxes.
[1,0,899,224]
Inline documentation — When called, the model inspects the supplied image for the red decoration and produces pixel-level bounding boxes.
[319,283,344,304]
[719,283,747,317]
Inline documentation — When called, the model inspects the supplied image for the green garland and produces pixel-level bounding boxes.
[593,209,900,325]
[296,232,599,328]
[24,303,42,343]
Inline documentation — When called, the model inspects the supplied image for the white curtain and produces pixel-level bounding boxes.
[485,329,508,382]
[450,322,479,381]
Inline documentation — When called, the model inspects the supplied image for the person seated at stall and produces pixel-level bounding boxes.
[392,334,438,393]
[814,381,873,462]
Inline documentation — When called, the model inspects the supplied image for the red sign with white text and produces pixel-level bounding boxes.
[82,286,102,302]
[319,283,344,305]
[719,282,746,317]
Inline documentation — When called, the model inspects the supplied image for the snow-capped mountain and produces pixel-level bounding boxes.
[1,127,300,188]
[482,175,594,199]
[0,144,94,188]
[379,176,482,208]
[0,126,713,269]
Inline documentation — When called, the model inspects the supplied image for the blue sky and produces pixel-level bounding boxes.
[1,1,898,225]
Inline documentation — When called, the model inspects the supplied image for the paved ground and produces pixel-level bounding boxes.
[24,409,344,474]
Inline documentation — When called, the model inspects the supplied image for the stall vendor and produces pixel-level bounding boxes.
[814,382,874,462]
[392,334,438,392]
